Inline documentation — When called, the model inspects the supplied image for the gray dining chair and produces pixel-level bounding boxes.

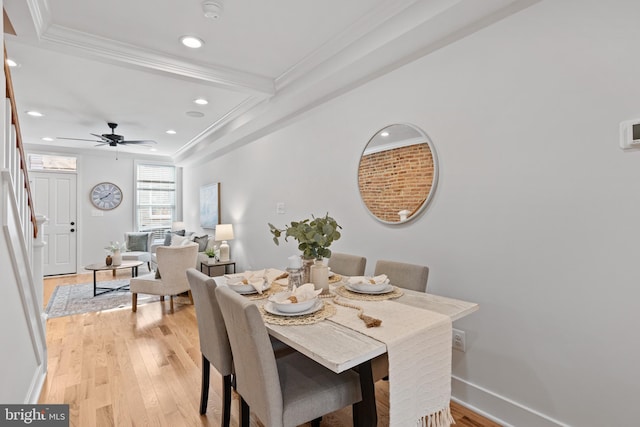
[328,252,367,277]
[186,268,234,425]
[215,286,362,427]
[374,259,429,292]
[187,269,294,424]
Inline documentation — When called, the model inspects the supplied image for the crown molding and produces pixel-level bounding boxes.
[177,0,539,167]
[275,0,420,91]
[38,25,274,95]
[26,0,51,39]
[172,94,268,162]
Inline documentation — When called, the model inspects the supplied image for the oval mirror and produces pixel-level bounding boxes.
[358,123,438,224]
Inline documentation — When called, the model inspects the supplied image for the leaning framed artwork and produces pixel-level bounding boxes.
[200,182,220,229]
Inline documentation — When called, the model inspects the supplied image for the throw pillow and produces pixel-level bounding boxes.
[163,229,185,246]
[194,235,209,252]
[126,233,149,251]
[171,234,191,246]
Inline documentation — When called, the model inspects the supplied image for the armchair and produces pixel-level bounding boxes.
[122,232,153,271]
[130,243,198,313]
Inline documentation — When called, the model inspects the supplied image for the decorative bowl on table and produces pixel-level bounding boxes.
[225,272,269,294]
[229,280,269,294]
[346,275,391,293]
[347,281,388,292]
[268,290,318,313]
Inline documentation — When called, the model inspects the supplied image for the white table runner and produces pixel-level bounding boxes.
[329,299,454,427]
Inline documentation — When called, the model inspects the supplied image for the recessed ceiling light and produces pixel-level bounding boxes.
[186,111,205,118]
[26,111,44,117]
[194,98,208,105]
[180,35,204,49]
[166,129,177,135]
[42,137,54,142]
[150,148,157,152]
[6,59,18,67]
[380,131,389,137]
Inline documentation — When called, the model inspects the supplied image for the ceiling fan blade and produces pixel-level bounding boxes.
[57,137,102,142]
[90,133,111,141]
[119,140,158,145]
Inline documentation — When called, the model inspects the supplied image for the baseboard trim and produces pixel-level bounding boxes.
[451,376,569,427]
[27,365,47,404]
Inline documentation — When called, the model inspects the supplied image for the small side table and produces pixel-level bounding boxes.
[200,259,236,277]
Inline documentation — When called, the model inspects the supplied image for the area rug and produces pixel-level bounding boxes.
[44,280,160,318]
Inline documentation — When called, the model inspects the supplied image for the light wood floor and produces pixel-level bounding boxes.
[39,271,501,427]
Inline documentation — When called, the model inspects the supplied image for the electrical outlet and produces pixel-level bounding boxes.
[452,328,466,352]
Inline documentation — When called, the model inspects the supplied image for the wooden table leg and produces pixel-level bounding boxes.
[352,359,377,427]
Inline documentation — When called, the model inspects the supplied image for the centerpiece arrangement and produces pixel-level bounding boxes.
[268,213,341,288]
[104,241,126,266]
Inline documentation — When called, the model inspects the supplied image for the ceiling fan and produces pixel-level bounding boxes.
[58,122,157,147]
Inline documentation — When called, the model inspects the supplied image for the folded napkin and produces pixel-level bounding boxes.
[269,283,322,304]
[264,268,287,284]
[225,269,266,294]
[347,274,389,286]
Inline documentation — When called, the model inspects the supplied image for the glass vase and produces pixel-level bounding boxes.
[310,259,329,293]
[301,257,315,284]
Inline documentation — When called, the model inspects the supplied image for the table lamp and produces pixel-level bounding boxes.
[215,224,234,261]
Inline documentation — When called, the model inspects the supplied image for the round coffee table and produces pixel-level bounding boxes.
[84,260,144,296]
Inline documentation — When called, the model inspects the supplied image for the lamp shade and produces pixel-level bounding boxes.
[215,224,234,241]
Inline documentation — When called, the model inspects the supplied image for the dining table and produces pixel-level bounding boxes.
[214,270,479,427]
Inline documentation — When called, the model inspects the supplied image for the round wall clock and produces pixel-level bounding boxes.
[90,182,123,210]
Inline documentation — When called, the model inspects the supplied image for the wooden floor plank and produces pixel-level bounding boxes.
[40,274,501,426]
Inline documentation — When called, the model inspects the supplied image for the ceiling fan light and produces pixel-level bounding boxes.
[180,35,204,49]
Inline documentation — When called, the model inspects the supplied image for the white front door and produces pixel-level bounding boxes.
[31,172,78,275]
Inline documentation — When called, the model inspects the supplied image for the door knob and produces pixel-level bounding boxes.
[70,229,75,232]
[70,221,75,225]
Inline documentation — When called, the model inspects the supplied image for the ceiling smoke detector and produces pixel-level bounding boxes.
[202,1,224,19]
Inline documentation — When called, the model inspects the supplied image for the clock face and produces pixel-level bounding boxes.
[91,182,123,210]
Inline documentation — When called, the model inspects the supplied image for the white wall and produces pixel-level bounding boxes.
[25,147,173,269]
[182,1,640,425]
[78,153,136,266]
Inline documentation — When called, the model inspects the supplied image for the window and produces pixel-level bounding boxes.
[28,154,77,171]
[135,163,176,237]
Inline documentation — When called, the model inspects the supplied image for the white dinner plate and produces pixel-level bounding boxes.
[263,299,323,317]
[345,283,394,295]
[232,281,271,295]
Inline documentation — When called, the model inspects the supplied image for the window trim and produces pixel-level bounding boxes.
[133,160,181,234]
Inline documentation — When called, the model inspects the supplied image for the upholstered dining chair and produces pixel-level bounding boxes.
[374,259,429,292]
[328,252,367,277]
[130,243,198,313]
[186,268,234,425]
[215,286,362,427]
